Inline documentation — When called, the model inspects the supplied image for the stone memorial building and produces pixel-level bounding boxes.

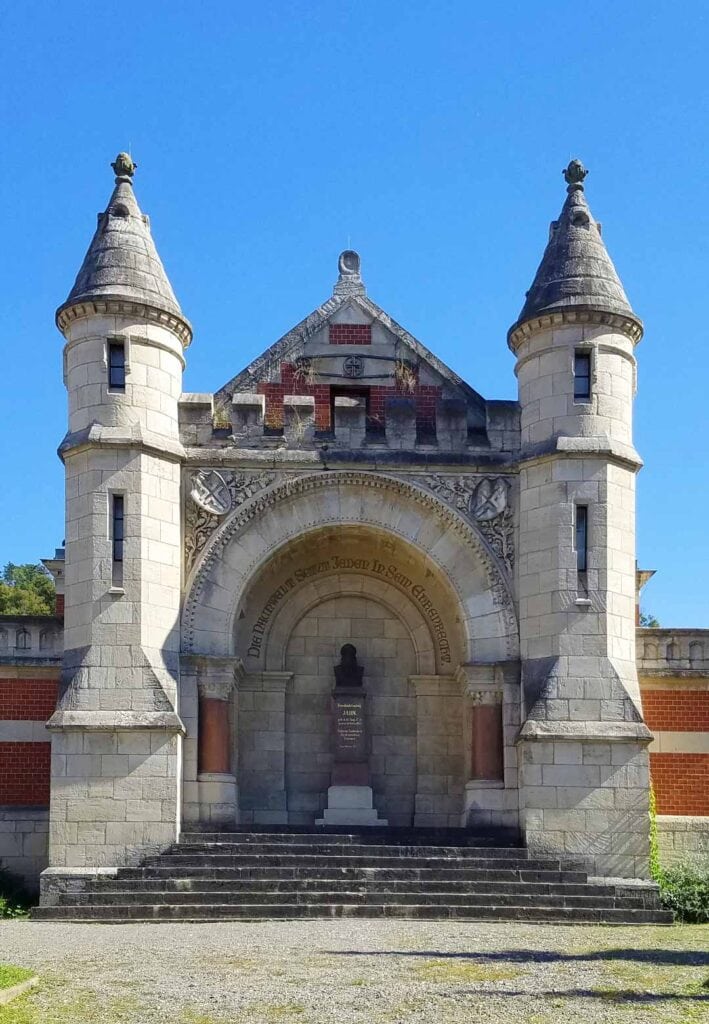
[1,154,707,919]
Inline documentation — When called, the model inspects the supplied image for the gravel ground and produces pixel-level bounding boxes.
[0,920,707,1024]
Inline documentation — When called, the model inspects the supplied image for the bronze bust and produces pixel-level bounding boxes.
[334,643,364,688]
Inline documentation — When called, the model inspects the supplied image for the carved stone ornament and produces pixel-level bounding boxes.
[413,474,515,574]
[190,470,233,516]
[183,471,517,658]
[343,355,364,378]
[471,478,508,521]
[185,470,279,575]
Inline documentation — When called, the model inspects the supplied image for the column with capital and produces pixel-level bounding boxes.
[196,658,240,825]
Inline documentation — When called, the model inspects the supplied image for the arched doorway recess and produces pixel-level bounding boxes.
[181,472,520,830]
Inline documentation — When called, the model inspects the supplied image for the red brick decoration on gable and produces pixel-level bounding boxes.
[0,678,58,721]
[329,324,371,345]
[641,690,709,732]
[258,360,441,435]
[650,753,709,815]
[0,742,51,805]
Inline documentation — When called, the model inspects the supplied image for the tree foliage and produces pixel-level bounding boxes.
[639,609,660,628]
[0,563,55,616]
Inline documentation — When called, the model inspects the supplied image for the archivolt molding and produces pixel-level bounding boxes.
[260,577,438,675]
[182,470,518,657]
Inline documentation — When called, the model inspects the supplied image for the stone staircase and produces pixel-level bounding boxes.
[33,828,671,923]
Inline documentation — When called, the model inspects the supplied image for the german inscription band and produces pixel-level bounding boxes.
[246,557,451,662]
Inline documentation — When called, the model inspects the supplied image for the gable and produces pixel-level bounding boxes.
[214,254,487,439]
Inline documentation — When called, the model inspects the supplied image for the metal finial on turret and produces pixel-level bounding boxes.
[111,152,137,184]
[563,159,588,191]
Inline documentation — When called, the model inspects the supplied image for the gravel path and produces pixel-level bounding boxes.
[0,920,707,1023]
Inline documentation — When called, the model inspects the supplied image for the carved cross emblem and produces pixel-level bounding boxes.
[343,355,364,379]
[470,478,508,521]
[190,470,233,516]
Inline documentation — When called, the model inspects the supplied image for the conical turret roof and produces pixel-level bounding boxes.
[510,160,640,337]
[57,153,188,331]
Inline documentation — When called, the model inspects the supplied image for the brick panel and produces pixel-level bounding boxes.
[55,594,65,617]
[651,753,709,815]
[329,324,371,345]
[642,690,709,732]
[0,742,51,805]
[0,679,58,721]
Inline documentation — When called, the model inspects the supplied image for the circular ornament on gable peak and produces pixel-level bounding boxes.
[190,470,233,517]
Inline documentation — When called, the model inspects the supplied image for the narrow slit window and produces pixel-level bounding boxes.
[575,505,588,573]
[108,341,126,390]
[111,494,124,585]
[574,350,591,401]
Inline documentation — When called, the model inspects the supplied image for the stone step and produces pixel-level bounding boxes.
[181,828,521,847]
[142,853,568,871]
[54,889,649,910]
[83,877,615,897]
[167,843,540,862]
[119,866,589,884]
[32,903,674,924]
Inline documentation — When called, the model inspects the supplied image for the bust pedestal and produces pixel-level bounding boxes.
[316,684,387,826]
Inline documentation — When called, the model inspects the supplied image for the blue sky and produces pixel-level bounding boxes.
[1,1,707,625]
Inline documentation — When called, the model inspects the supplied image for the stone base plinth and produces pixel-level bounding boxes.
[316,785,388,826]
[198,772,238,825]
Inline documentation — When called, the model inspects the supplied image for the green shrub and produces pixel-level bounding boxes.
[658,861,709,924]
[0,865,32,919]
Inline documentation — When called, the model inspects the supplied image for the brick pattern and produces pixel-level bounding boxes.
[55,594,65,617]
[329,324,371,345]
[0,742,51,805]
[642,690,709,732]
[651,753,709,815]
[259,362,441,436]
[0,678,58,721]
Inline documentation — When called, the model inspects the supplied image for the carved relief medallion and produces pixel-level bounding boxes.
[185,470,279,575]
[413,474,515,574]
[470,477,508,521]
[343,355,364,379]
[190,470,233,516]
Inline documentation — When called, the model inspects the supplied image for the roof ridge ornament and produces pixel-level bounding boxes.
[111,152,137,185]
[563,158,588,192]
[333,249,366,297]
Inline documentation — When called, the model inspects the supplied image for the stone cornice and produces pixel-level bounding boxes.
[181,446,520,470]
[517,720,653,744]
[518,435,643,472]
[46,710,186,733]
[59,424,185,463]
[56,297,192,348]
[508,307,643,352]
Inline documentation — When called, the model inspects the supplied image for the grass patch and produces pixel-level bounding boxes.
[0,965,34,990]
[412,958,522,983]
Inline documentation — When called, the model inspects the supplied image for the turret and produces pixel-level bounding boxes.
[44,155,190,893]
[511,162,653,879]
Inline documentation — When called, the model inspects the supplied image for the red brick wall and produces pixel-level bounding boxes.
[642,690,709,731]
[55,594,65,617]
[651,753,709,815]
[0,679,58,721]
[329,324,371,345]
[0,742,51,805]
